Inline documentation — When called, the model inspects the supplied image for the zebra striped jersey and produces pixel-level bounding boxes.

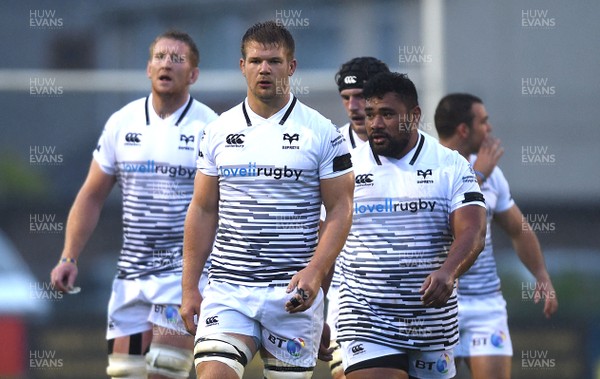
[330,122,365,290]
[197,95,352,286]
[337,131,485,351]
[457,155,514,297]
[93,94,218,279]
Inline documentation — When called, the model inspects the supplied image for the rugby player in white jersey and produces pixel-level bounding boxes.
[50,30,218,379]
[180,21,354,379]
[336,72,487,379]
[434,93,558,379]
[322,56,390,379]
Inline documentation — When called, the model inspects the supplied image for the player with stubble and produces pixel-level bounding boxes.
[50,30,218,379]
[180,21,354,379]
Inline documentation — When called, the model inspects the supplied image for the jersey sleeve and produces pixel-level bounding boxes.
[196,125,218,176]
[92,114,118,175]
[319,122,353,179]
[450,154,486,212]
[490,166,515,213]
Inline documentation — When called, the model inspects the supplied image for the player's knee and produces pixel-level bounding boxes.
[263,357,313,379]
[145,343,193,379]
[193,333,252,379]
[329,341,344,378]
[106,353,147,379]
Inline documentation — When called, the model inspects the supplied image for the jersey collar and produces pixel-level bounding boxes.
[242,95,297,127]
[145,94,193,126]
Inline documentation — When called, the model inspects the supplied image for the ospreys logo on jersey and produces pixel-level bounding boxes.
[225,133,245,148]
[124,132,142,146]
[282,133,300,150]
[178,134,195,151]
[417,169,434,184]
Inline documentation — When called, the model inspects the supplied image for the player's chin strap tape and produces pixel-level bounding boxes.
[263,357,314,379]
[106,353,147,379]
[194,334,253,379]
[328,341,344,377]
[145,343,193,379]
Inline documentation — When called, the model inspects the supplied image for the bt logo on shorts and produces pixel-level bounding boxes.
[351,344,365,355]
[225,133,245,147]
[415,352,451,374]
[205,316,219,326]
[491,330,506,348]
[286,338,305,358]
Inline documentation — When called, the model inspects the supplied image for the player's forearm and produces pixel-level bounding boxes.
[444,206,486,279]
[309,205,352,287]
[182,204,217,292]
[61,190,106,260]
[513,226,551,281]
[443,232,485,280]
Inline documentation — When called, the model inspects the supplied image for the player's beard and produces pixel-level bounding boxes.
[369,133,412,159]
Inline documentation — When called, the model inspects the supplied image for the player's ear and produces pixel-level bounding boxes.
[239,58,246,77]
[189,67,199,85]
[457,122,470,138]
[288,59,297,76]
[146,61,152,79]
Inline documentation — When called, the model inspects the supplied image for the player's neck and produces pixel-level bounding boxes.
[247,92,291,119]
[151,92,190,119]
[351,124,368,142]
[440,137,469,159]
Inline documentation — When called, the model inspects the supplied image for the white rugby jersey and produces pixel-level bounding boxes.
[457,155,514,296]
[329,122,365,289]
[94,94,218,279]
[337,131,485,351]
[197,95,352,286]
[341,122,368,150]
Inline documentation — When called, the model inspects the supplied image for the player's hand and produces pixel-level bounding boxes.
[285,266,322,313]
[419,268,454,308]
[318,322,334,362]
[180,288,202,336]
[50,260,78,293]
[534,278,558,319]
[473,135,504,179]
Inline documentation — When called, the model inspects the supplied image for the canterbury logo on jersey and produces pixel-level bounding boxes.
[351,344,365,354]
[120,160,195,179]
[125,132,142,144]
[354,198,436,214]
[355,174,374,185]
[218,162,302,181]
[225,133,245,146]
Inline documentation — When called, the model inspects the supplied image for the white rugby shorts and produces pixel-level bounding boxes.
[196,281,324,368]
[340,340,456,379]
[455,293,513,357]
[106,273,208,340]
